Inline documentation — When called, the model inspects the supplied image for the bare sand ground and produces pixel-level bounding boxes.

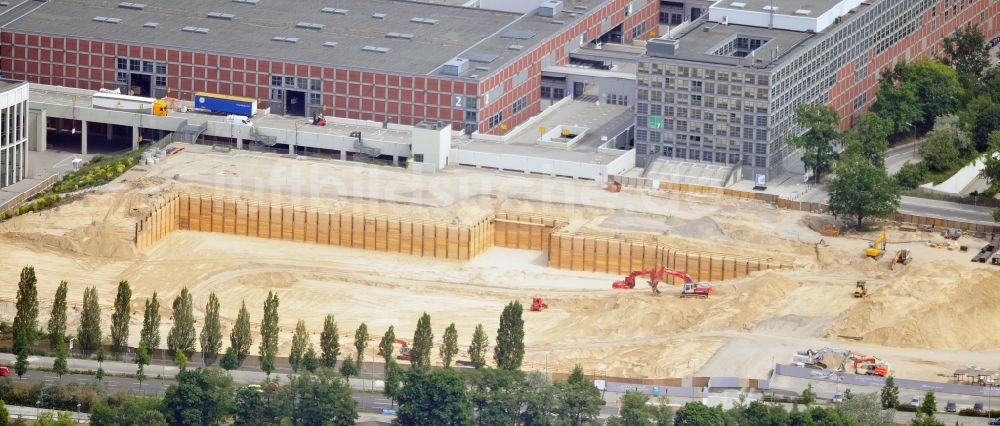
[1,144,997,381]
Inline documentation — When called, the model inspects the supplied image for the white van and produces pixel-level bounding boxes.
[225,114,252,127]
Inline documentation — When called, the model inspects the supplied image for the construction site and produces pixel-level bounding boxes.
[1,143,999,383]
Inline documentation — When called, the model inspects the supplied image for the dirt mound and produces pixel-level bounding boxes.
[598,211,674,233]
[826,263,1000,350]
[697,271,803,331]
[671,216,729,241]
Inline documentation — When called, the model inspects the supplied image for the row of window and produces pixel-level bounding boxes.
[116,57,167,75]
[637,90,769,111]
[635,143,767,167]
[636,123,768,141]
[636,103,768,126]
[637,76,770,98]
[637,63,769,86]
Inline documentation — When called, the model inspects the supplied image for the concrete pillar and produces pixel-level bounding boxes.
[34,108,47,152]
[132,125,139,149]
[236,138,244,150]
[106,123,113,140]
[81,120,88,155]
[392,156,399,166]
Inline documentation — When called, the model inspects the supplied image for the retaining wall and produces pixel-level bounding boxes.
[493,211,568,251]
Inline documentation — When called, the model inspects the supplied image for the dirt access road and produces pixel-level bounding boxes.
[0,144,997,381]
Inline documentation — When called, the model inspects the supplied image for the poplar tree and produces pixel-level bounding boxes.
[320,314,340,368]
[199,292,223,366]
[12,266,39,354]
[494,301,525,370]
[440,323,459,368]
[379,326,396,366]
[167,288,195,354]
[469,324,489,369]
[410,313,433,370]
[354,323,369,365]
[139,292,161,350]
[230,300,253,366]
[259,292,279,361]
[110,280,132,357]
[289,319,308,372]
[47,281,69,349]
[77,286,102,351]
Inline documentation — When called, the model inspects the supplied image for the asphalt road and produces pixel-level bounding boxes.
[886,141,922,175]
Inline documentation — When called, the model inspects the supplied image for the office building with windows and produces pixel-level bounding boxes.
[636,0,999,180]
[0,79,28,189]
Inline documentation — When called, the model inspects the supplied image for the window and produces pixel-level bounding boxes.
[512,96,528,114]
[284,76,295,87]
[272,76,283,86]
[755,129,767,141]
[117,58,127,70]
[754,156,766,167]
[310,79,322,91]
[309,93,322,105]
[743,141,753,153]
[488,112,503,128]
[464,111,477,122]
[270,88,283,100]
[155,76,166,87]
[755,143,767,155]
[155,62,167,74]
[607,94,628,105]
[541,87,552,99]
[129,59,140,71]
[116,72,128,84]
[142,61,153,73]
[636,103,648,114]
[413,154,424,163]
[756,116,767,127]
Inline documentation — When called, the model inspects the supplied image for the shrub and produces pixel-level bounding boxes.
[895,162,928,189]
[896,403,917,412]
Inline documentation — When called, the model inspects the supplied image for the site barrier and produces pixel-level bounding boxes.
[609,175,1000,234]
[0,174,60,216]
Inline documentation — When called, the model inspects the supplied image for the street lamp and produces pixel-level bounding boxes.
[293,120,304,155]
[77,402,81,424]
[905,122,917,159]
[36,400,40,419]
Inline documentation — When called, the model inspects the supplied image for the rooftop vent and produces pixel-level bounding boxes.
[549,19,566,24]
[794,9,812,15]
[465,52,498,63]
[762,5,778,11]
[272,36,299,43]
[371,12,386,19]
[323,41,338,47]
[181,26,210,34]
[118,2,145,10]
[508,44,524,51]
[500,29,535,39]
[729,2,746,8]
[442,58,469,76]
[410,17,438,24]
[0,2,9,6]
[573,5,587,10]
[474,66,490,71]
[361,45,390,53]
[92,16,122,24]
[321,7,349,14]
[538,0,563,17]
[143,21,159,28]
[386,32,414,40]
[296,22,325,30]
[232,0,258,4]
[207,12,235,20]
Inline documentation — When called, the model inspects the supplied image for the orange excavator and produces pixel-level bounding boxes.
[853,356,890,377]
[612,266,713,297]
[377,338,412,361]
[530,295,549,311]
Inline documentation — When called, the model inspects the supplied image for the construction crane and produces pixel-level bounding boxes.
[853,281,867,298]
[530,295,548,311]
[612,266,712,297]
[890,249,912,271]
[866,230,887,259]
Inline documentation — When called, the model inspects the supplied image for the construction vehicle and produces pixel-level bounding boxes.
[312,112,327,126]
[793,348,854,371]
[680,282,713,298]
[866,230,887,259]
[613,267,713,297]
[530,295,548,311]
[890,249,912,270]
[853,356,890,376]
[853,281,867,298]
[377,338,412,361]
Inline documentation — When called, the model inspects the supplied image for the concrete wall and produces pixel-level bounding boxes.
[449,148,624,180]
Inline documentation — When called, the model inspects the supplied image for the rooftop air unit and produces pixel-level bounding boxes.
[538,0,563,17]
[442,58,470,76]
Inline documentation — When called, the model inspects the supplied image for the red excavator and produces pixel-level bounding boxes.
[852,356,890,377]
[530,295,549,311]
[377,338,412,361]
[612,266,711,297]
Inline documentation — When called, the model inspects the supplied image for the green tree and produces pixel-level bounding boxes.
[13,347,28,379]
[789,104,841,184]
[440,323,459,368]
[908,59,963,125]
[285,369,358,426]
[881,376,899,408]
[220,347,238,374]
[12,266,39,354]
[320,314,340,368]
[394,367,473,426]
[384,360,402,406]
[339,355,358,380]
[354,322,369,365]
[827,155,900,227]
[919,391,937,417]
[973,103,1000,151]
[843,113,892,166]
[895,162,928,189]
[289,319,309,372]
[612,391,653,425]
[230,300,252,367]
[911,413,945,426]
[135,342,150,390]
[261,352,275,377]
[140,292,161,350]
[469,324,489,369]
[47,280,69,350]
[199,292,223,366]
[162,367,234,426]
[53,342,68,379]
[872,74,922,137]
[837,392,892,425]
[654,396,674,426]
[522,371,557,425]
[920,130,963,172]
[175,348,188,371]
[932,114,974,157]
[981,131,1000,221]
[942,24,990,76]
[77,286,102,351]
[167,288,196,355]
[259,291,279,362]
[467,368,525,425]
[110,280,132,358]
[554,366,603,425]
[495,301,525,371]
[0,400,7,426]
[802,384,816,405]
[302,344,319,373]
[379,325,396,366]
[410,313,434,370]
[673,401,726,426]
[95,348,105,381]
[232,384,278,426]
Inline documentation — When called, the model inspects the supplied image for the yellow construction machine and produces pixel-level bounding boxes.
[866,230,887,259]
[890,249,912,271]
[853,281,867,298]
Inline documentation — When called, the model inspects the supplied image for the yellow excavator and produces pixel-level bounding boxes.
[853,280,867,298]
[866,230,887,259]
[890,249,912,271]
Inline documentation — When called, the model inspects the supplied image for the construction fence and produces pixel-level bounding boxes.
[610,175,1000,234]
[137,193,496,260]
[0,174,60,216]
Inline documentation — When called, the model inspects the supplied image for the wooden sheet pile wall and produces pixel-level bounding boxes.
[134,194,180,250]
[493,212,567,251]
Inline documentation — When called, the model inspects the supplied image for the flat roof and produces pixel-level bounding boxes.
[2,0,611,80]
[644,20,814,68]
[0,79,26,92]
[711,0,835,14]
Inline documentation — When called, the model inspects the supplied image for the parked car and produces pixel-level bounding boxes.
[832,393,844,403]
[0,366,10,376]
[945,401,956,413]
[910,396,920,405]
[988,417,1000,426]
[975,402,985,413]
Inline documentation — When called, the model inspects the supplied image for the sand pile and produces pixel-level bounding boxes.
[597,211,673,233]
[695,272,802,331]
[671,216,730,241]
[826,263,1000,350]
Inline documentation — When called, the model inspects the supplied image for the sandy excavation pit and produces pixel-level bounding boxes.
[1,144,999,381]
